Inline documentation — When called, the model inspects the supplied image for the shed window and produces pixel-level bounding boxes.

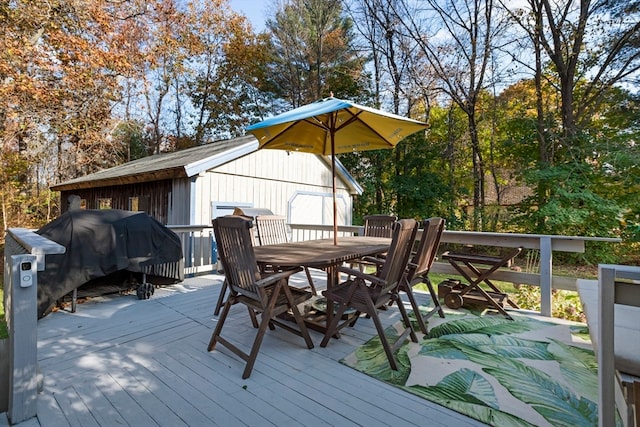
[211,201,253,219]
[98,198,112,209]
[129,196,150,212]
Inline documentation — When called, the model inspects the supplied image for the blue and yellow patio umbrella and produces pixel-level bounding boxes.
[246,96,428,245]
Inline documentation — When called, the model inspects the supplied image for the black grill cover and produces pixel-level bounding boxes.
[36,209,184,318]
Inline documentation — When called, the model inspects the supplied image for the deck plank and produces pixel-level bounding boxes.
[93,373,161,426]
[27,273,487,427]
[52,386,100,427]
[71,379,128,427]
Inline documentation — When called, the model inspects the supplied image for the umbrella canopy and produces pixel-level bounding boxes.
[246,96,428,244]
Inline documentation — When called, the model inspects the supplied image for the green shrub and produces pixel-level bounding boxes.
[513,285,585,323]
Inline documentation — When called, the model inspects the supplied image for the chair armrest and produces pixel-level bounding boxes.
[336,266,386,287]
[360,256,384,266]
[256,267,303,288]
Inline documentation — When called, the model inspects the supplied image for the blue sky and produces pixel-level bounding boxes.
[229,0,267,31]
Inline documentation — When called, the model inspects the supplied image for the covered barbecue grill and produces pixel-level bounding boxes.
[36,209,184,318]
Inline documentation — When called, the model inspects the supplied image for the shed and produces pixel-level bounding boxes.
[51,135,363,226]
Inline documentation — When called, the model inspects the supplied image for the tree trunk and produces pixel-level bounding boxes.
[533,0,548,230]
[468,113,485,230]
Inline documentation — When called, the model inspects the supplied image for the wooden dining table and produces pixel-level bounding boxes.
[253,236,391,333]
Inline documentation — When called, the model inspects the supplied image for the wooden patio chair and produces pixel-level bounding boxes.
[208,215,314,379]
[350,214,397,274]
[398,217,446,335]
[363,214,397,237]
[320,218,419,370]
[254,215,317,295]
[254,214,289,245]
[213,214,256,316]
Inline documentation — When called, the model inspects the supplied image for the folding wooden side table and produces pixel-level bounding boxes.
[440,247,522,319]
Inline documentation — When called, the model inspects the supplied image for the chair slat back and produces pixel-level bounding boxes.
[235,214,258,246]
[255,215,289,245]
[363,214,397,238]
[408,217,446,280]
[213,216,262,299]
[378,219,418,292]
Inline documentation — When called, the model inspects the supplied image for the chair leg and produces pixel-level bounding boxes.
[424,278,445,319]
[267,316,276,330]
[366,298,399,371]
[213,279,228,315]
[373,294,417,371]
[249,309,259,328]
[407,277,446,335]
[348,311,361,327]
[395,294,418,344]
[241,282,315,378]
[320,303,350,347]
[282,285,314,349]
[208,296,233,351]
[304,267,317,295]
[396,275,442,335]
[403,284,429,335]
[242,308,274,379]
[241,282,285,379]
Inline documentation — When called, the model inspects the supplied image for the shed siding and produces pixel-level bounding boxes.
[196,174,350,225]
[56,143,354,228]
[168,178,191,225]
[215,149,344,190]
[60,180,172,224]
[194,150,351,225]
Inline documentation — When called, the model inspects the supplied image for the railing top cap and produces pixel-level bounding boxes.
[443,230,621,242]
[599,264,640,272]
[7,228,66,255]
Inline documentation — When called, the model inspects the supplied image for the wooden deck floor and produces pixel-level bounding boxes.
[8,271,487,427]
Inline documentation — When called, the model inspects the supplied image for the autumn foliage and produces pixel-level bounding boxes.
[0,0,262,233]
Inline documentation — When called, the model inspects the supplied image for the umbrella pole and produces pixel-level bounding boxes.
[332,136,338,246]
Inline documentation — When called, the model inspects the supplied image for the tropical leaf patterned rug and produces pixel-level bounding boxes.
[341,306,617,427]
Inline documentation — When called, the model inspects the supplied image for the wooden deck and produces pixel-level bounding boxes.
[6,271,486,427]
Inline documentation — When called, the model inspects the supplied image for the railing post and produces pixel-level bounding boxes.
[3,228,65,424]
[539,236,552,317]
[597,265,616,427]
[7,254,38,424]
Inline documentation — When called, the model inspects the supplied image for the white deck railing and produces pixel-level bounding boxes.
[290,224,621,317]
[3,228,65,424]
[595,264,640,427]
[167,225,216,277]
[172,223,621,318]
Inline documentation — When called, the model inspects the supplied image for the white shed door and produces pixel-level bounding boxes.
[289,192,347,225]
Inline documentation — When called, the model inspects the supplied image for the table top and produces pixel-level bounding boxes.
[253,236,390,269]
